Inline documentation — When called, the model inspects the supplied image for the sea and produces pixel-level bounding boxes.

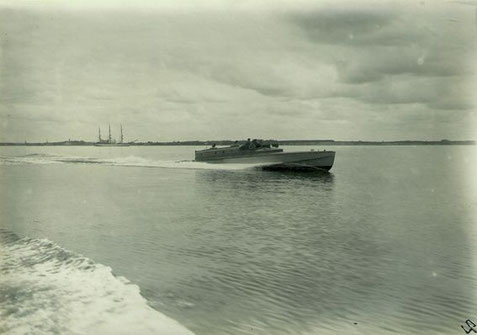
[0,145,476,335]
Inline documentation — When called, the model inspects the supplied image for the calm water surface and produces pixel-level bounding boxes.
[1,145,476,335]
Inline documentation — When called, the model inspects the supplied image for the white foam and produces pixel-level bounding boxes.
[104,156,263,170]
[0,154,63,165]
[0,235,194,335]
[0,154,263,171]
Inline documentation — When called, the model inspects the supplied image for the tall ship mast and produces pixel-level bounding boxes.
[95,124,130,147]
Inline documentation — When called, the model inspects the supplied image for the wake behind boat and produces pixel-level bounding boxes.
[195,139,335,171]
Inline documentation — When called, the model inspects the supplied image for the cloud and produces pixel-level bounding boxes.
[289,6,399,47]
[288,3,476,82]
[0,1,475,142]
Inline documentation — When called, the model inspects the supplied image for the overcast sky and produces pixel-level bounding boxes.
[0,0,476,142]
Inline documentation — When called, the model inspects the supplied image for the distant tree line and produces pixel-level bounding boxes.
[0,139,475,146]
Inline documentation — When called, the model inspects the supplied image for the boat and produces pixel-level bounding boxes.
[95,124,130,147]
[194,139,335,171]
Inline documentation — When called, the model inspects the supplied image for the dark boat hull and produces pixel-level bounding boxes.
[199,151,335,171]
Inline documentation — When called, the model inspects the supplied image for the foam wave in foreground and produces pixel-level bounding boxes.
[0,229,194,335]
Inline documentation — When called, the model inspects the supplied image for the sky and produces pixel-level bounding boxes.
[0,0,476,142]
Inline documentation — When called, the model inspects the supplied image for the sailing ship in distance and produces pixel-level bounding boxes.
[95,124,132,146]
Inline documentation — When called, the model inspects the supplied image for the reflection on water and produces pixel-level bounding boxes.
[194,169,334,192]
[1,146,477,335]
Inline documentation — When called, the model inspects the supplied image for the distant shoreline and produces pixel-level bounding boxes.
[0,139,475,146]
